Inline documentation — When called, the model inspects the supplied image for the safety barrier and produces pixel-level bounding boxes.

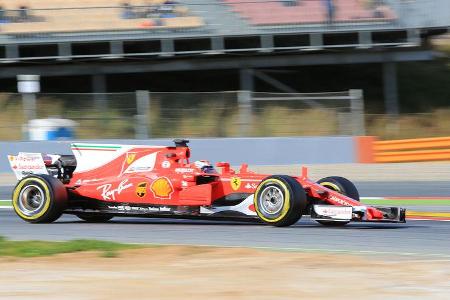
[373,137,450,163]
[3,136,448,170]
[0,137,356,173]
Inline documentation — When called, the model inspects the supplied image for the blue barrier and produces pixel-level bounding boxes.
[0,137,355,173]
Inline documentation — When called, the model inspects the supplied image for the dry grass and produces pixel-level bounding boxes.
[4,93,450,140]
[367,109,450,140]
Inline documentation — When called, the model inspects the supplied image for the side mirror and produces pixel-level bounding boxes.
[239,163,249,174]
[216,162,233,174]
[216,162,229,168]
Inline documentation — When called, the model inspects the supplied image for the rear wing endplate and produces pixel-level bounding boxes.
[8,152,49,180]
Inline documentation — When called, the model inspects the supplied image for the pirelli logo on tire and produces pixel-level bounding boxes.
[253,175,308,227]
[13,177,51,221]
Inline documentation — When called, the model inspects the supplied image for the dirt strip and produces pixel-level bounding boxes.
[0,246,449,300]
[0,174,15,186]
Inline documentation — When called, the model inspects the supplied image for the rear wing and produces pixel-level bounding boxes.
[8,152,49,180]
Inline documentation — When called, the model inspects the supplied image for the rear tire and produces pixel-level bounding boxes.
[76,214,113,223]
[316,176,359,227]
[254,175,308,227]
[12,175,67,223]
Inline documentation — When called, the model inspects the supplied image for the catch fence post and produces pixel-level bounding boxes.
[349,89,365,136]
[17,75,39,140]
[238,90,252,137]
[135,90,150,139]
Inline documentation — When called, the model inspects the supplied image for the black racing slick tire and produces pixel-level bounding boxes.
[316,176,360,227]
[254,175,308,227]
[76,214,113,223]
[12,175,67,223]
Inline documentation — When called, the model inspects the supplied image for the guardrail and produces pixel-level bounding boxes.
[373,137,450,163]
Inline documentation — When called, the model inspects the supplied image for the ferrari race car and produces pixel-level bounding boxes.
[8,139,406,226]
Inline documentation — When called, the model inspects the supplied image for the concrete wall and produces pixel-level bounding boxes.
[0,137,355,173]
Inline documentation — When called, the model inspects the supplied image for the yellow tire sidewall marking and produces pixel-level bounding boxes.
[13,177,51,220]
[320,182,341,193]
[254,178,291,223]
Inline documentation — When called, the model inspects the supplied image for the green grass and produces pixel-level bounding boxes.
[0,236,142,258]
[0,200,12,207]
[361,199,450,206]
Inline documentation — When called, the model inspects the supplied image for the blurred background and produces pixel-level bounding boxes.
[1,3,450,297]
[0,0,448,164]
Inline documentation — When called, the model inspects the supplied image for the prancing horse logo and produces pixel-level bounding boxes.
[126,153,136,165]
[230,177,241,191]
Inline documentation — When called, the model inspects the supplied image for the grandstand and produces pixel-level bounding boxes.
[224,0,397,26]
[0,0,448,116]
[0,0,203,34]
[0,0,447,57]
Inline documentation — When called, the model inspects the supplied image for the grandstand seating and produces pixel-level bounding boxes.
[223,0,397,26]
[0,0,203,34]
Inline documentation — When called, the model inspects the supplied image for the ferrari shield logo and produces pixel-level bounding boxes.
[119,152,138,177]
[126,153,136,165]
[230,177,241,191]
[136,182,147,198]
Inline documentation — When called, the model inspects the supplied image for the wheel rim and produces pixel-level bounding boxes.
[259,186,284,215]
[320,182,341,193]
[17,185,46,217]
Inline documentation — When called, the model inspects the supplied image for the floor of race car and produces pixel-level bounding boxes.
[1,245,449,300]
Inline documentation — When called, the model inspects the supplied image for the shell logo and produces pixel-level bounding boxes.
[150,177,174,199]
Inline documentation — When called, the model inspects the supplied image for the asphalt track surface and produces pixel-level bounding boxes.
[1,181,450,257]
[1,210,449,257]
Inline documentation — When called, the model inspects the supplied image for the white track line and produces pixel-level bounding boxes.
[407,217,450,222]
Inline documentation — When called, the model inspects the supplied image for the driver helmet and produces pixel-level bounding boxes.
[194,160,216,174]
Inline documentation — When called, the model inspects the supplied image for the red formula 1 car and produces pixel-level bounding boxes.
[9,139,405,226]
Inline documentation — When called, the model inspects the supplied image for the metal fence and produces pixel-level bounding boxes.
[0,90,365,140]
[0,0,448,42]
[3,90,450,140]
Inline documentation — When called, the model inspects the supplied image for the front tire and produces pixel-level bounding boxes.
[12,175,67,223]
[254,175,308,227]
[316,176,360,226]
